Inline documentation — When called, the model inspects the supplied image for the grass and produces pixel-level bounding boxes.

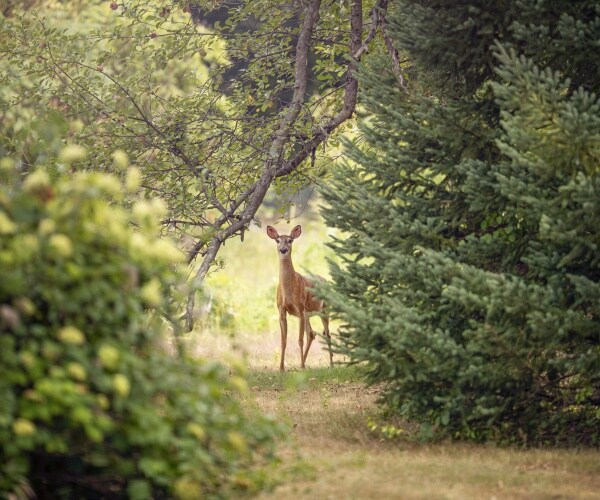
[236,366,600,500]
[246,365,366,391]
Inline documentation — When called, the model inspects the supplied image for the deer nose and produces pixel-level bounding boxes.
[280,248,288,254]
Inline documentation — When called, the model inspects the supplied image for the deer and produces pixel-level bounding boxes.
[267,224,333,371]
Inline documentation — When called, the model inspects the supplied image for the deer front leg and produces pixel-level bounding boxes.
[279,310,288,372]
[298,313,306,369]
[303,315,316,366]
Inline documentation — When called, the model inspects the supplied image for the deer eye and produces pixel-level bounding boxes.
[276,238,280,243]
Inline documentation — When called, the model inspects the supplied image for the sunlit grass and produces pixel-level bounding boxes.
[246,365,367,391]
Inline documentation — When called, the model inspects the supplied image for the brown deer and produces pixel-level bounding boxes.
[267,225,332,371]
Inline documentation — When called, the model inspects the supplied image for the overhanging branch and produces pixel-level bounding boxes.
[184,0,407,331]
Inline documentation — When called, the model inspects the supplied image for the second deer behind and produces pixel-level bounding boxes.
[266,224,332,371]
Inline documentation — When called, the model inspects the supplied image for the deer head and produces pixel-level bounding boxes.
[267,225,302,258]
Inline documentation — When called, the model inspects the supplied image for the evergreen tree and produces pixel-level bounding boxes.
[322,0,600,444]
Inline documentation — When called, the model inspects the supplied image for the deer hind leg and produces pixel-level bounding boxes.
[298,313,306,369]
[303,315,316,366]
[321,314,333,367]
[279,310,288,372]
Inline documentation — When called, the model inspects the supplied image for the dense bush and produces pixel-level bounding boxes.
[0,158,279,498]
[322,0,600,445]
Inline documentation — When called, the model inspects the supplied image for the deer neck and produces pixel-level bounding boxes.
[279,255,298,298]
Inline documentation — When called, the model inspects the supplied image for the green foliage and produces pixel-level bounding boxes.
[0,0,375,246]
[0,159,280,498]
[322,1,600,445]
[1,1,384,330]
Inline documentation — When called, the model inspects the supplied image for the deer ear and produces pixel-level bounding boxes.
[290,225,302,239]
[266,226,279,239]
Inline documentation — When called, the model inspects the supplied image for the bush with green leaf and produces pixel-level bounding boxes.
[0,157,280,498]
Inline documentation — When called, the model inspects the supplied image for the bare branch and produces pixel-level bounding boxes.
[265,0,322,174]
[276,0,364,179]
[353,0,406,87]
[378,1,406,87]
[353,0,381,61]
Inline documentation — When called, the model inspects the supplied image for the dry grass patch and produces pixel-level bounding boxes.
[243,367,600,500]
[264,442,600,500]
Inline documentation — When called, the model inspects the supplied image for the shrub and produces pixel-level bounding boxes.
[0,158,280,498]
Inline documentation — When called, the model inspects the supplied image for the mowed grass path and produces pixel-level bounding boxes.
[239,367,600,500]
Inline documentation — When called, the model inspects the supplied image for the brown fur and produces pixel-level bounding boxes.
[267,225,332,371]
